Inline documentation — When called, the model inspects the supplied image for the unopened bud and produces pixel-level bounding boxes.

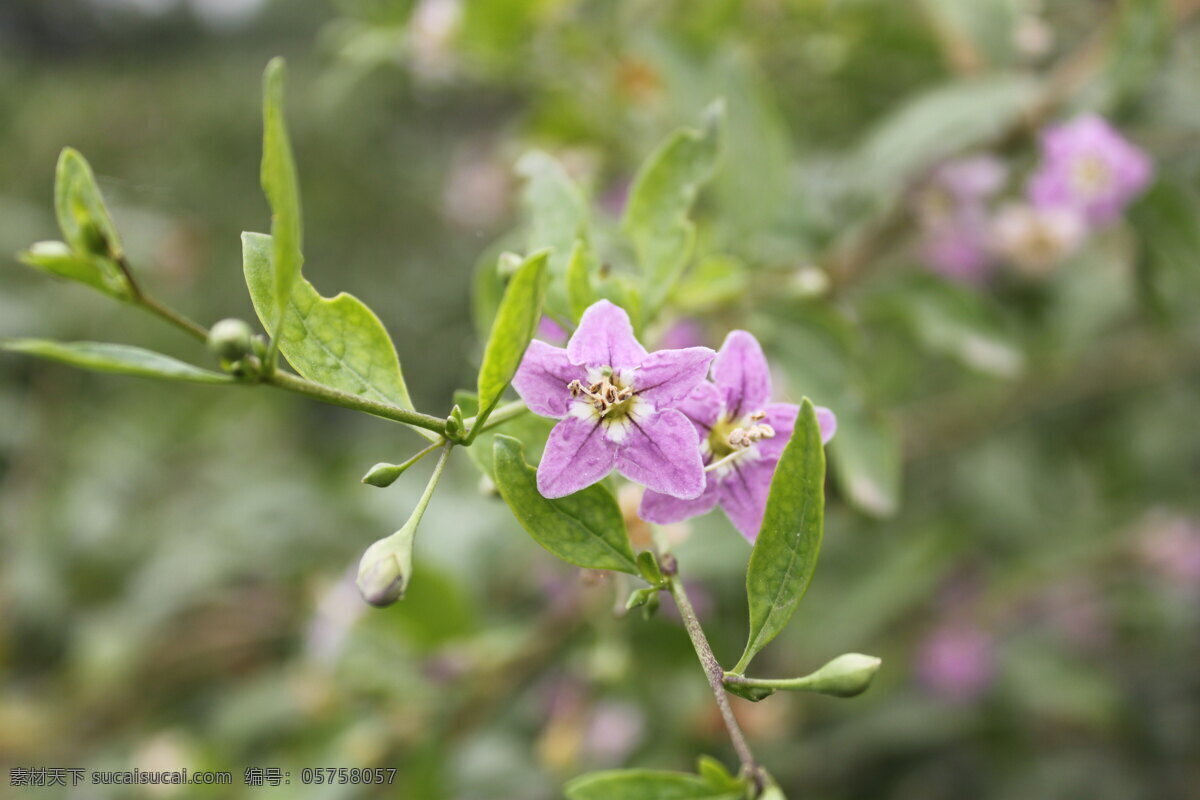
[497,251,524,278]
[801,653,882,698]
[362,462,407,488]
[356,531,415,607]
[208,318,254,362]
[445,404,467,442]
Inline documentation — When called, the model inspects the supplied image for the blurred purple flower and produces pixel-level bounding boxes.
[583,701,646,765]
[537,315,569,346]
[918,213,995,284]
[639,331,836,541]
[1138,517,1200,588]
[932,156,1008,203]
[914,156,1008,283]
[513,300,714,499]
[1028,114,1152,226]
[658,318,706,351]
[917,623,996,702]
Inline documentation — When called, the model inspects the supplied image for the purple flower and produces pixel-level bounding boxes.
[918,212,995,284]
[638,331,836,542]
[512,300,715,499]
[536,315,569,346]
[916,623,996,702]
[1028,114,1152,226]
[914,156,1008,284]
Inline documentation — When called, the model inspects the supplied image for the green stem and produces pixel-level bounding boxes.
[411,441,454,524]
[136,294,210,342]
[267,370,448,435]
[465,398,528,442]
[658,546,761,786]
[723,674,818,692]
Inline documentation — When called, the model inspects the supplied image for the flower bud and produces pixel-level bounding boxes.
[207,318,254,362]
[361,462,407,488]
[356,531,414,607]
[497,251,524,278]
[801,653,882,698]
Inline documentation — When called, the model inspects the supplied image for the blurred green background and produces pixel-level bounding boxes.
[2,1,1199,798]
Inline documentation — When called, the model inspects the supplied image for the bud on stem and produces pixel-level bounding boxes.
[723,653,882,700]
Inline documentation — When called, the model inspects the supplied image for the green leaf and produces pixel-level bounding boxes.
[260,57,305,346]
[2,339,233,384]
[829,402,901,519]
[18,241,127,298]
[54,147,124,259]
[623,100,725,315]
[855,75,1037,207]
[1129,179,1200,321]
[453,390,553,480]
[565,238,598,323]
[869,274,1024,378]
[565,770,744,800]
[694,757,741,793]
[735,399,826,673]
[518,151,588,320]
[476,250,547,423]
[242,232,419,418]
[492,435,637,575]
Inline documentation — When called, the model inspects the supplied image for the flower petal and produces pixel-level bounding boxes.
[718,457,777,542]
[677,381,725,432]
[615,408,706,499]
[754,402,836,460]
[567,300,647,369]
[513,340,587,418]
[536,415,618,498]
[633,346,715,407]
[712,330,771,418]
[639,476,720,525]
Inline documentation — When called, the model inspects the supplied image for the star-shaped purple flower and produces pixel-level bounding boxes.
[513,300,715,499]
[1028,114,1152,226]
[639,331,836,542]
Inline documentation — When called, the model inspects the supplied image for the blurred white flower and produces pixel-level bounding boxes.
[989,202,1085,275]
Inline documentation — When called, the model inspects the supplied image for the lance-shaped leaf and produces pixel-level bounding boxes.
[260,57,304,349]
[518,151,587,320]
[565,238,598,323]
[734,399,826,673]
[565,769,744,800]
[475,250,547,423]
[55,148,124,259]
[2,339,233,384]
[453,391,552,480]
[49,149,132,297]
[622,101,725,315]
[829,403,900,519]
[242,233,420,420]
[492,435,637,575]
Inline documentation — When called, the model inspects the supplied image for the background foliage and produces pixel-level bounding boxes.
[2,0,1199,797]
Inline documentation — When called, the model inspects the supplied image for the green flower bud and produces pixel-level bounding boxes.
[497,251,524,278]
[799,653,882,698]
[207,318,254,362]
[445,404,467,443]
[356,531,414,607]
[362,462,407,488]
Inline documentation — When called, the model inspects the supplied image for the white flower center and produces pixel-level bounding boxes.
[567,366,651,443]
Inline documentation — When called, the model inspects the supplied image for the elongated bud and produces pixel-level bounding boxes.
[362,462,407,488]
[356,530,415,607]
[801,653,882,698]
[208,318,254,362]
